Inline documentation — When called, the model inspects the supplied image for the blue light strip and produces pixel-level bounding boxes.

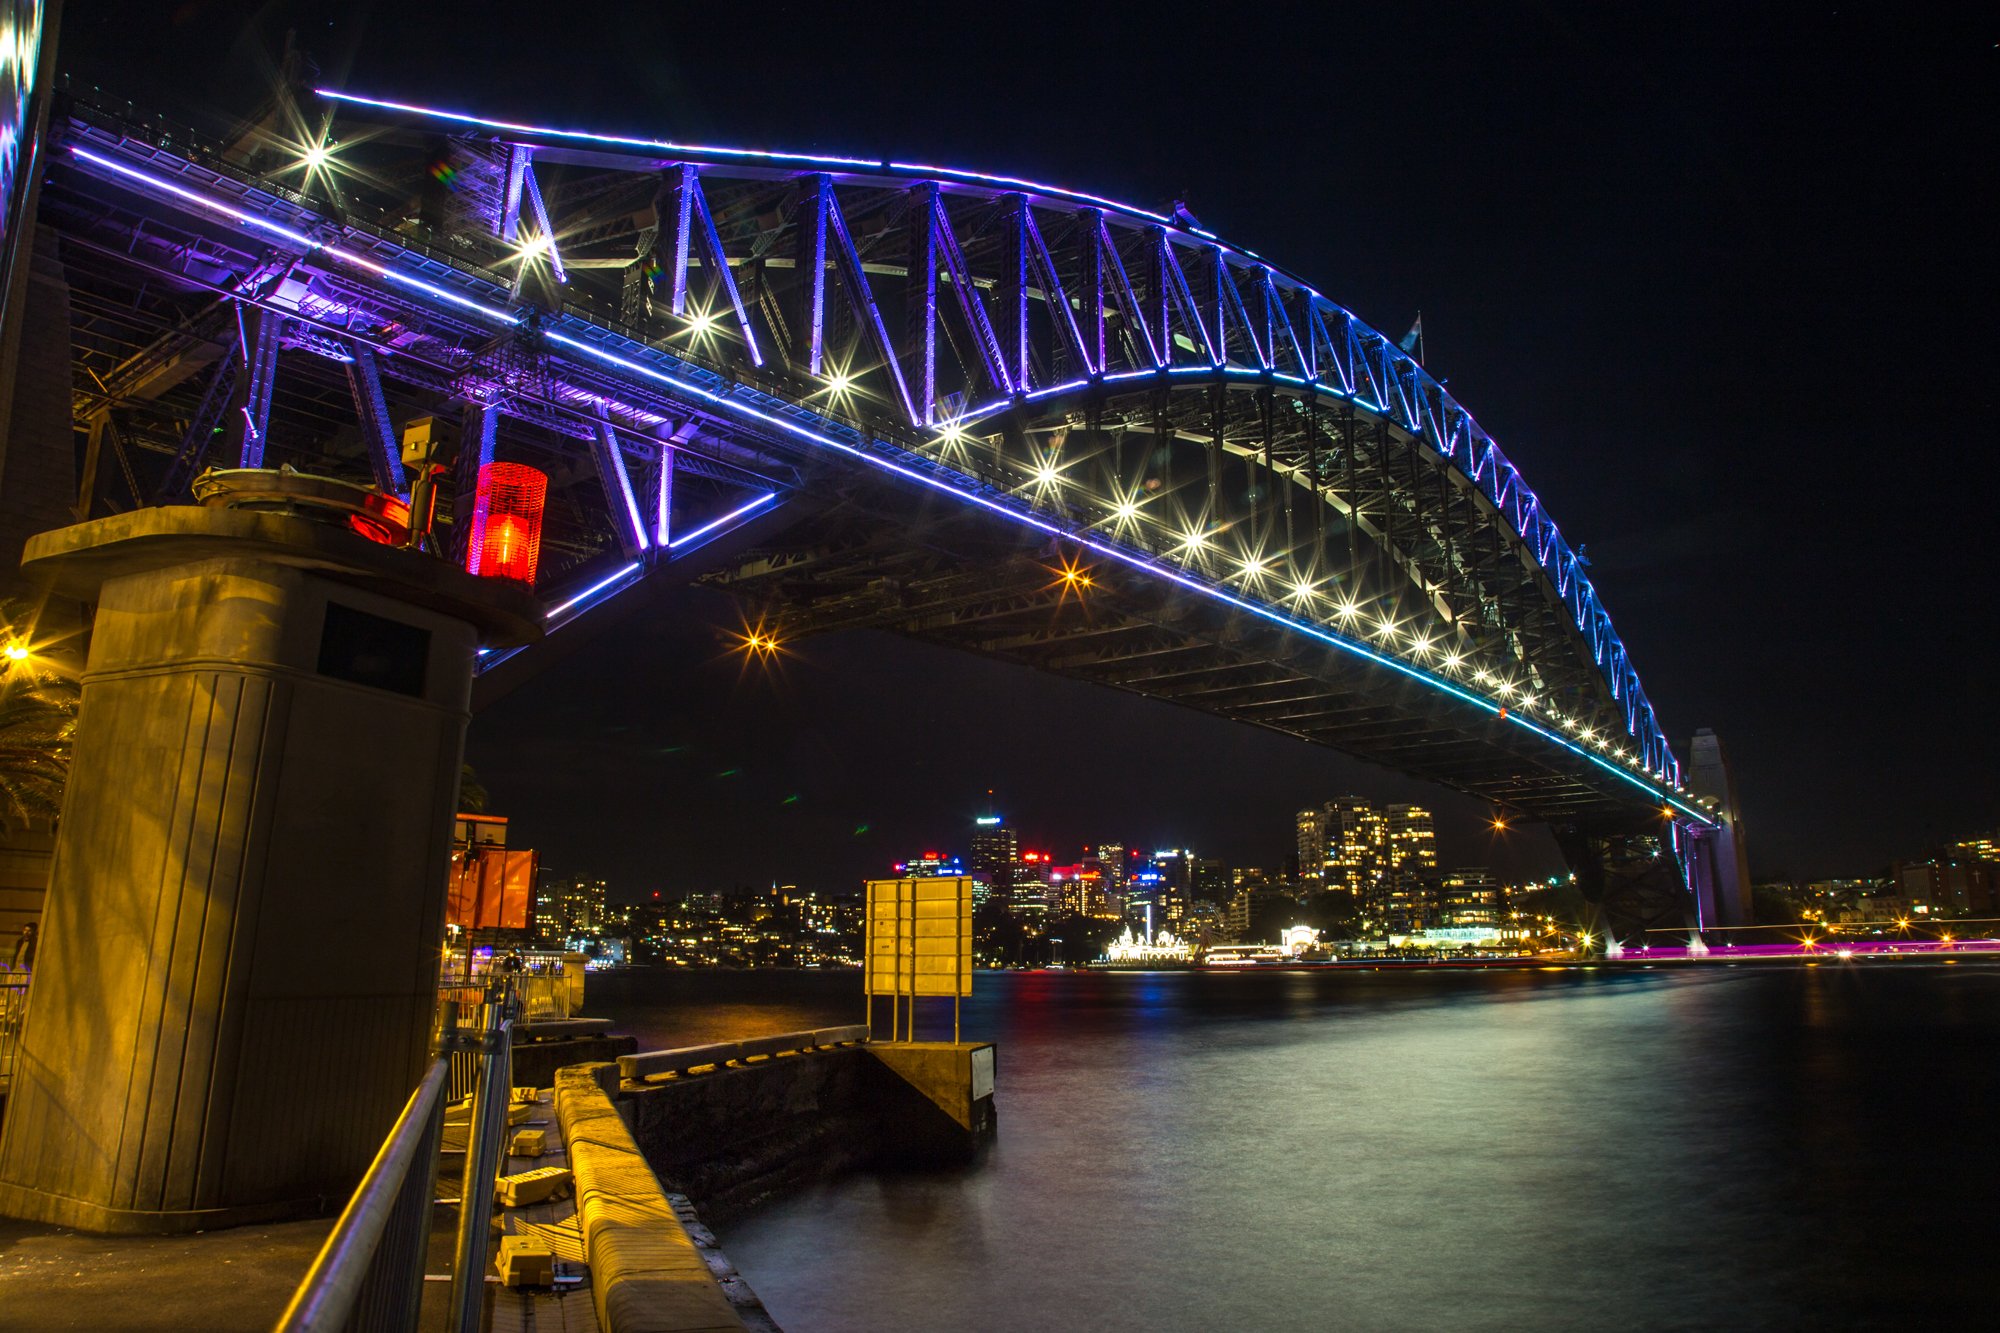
[666,491,778,547]
[541,328,1714,826]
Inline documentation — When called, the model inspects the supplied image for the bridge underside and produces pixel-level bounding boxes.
[704,481,1670,838]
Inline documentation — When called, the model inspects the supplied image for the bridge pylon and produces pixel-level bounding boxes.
[1683,728,1753,929]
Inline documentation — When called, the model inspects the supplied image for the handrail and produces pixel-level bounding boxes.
[275,1056,452,1332]
[618,1025,868,1083]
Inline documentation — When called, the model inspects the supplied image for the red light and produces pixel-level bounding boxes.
[468,461,548,584]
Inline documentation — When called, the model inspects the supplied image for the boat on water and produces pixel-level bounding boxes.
[1200,944,1289,967]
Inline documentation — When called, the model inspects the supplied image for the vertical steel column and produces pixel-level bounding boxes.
[797,175,830,377]
[1148,227,1172,364]
[665,163,696,316]
[655,436,675,549]
[1083,209,1106,375]
[1002,194,1030,392]
[1372,421,1392,603]
[1206,383,1224,536]
[229,306,282,468]
[907,184,938,427]
[1341,403,1360,588]
[499,147,530,243]
[452,400,498,562]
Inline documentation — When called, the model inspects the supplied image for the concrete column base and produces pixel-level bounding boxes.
[0,506,537,1233]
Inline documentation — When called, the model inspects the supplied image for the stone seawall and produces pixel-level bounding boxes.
[617,1044,994,1224]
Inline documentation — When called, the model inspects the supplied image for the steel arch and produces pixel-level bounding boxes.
[41,86,1713,848]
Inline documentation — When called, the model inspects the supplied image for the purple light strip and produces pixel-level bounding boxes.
[69,146,522,326]
[539,327,1713,827]
[314,88,1174,225]
[544,561,643,619]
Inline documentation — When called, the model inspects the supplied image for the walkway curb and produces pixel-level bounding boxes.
[554,1064,746,1333]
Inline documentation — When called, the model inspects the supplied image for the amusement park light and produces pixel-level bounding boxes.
[826,371,854,396]
[1178,528,1210,553]
[686,309,718,337]
[1113,498,1141,523]
[1474,669,1493,684]
[2,642,26,663]
[1442,652,1464,670]
[1290,578,1316,601]
[1496,680,1516,698]
[1239,555,1268,580]
[1033,462,1062,489]
[517,233,552,260]
[1334,600,1360,620]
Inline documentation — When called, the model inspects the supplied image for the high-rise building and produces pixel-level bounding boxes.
[536,876,608,943]
[1384,805,1437,875]
[1295,809,1327,891]
[1323,798,1385,896]
[1296,797,1436,931]
[1440,868,1501,929]
[969,814,1018,910]
[1095,843,1129,912]
[1381,804,1440,931]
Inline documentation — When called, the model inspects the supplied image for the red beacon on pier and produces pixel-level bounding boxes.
[468,460,549,585]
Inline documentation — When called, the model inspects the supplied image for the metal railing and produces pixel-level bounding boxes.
[278,985,518,1333]
[1,972,30,1084]
[618,1025,868,1083]
[275,1056,449,1332]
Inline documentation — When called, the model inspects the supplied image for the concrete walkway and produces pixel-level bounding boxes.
[0,1215,334,1332]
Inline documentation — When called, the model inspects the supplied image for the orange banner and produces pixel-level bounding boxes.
[447,847,537,929]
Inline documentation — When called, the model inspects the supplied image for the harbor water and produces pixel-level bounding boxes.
[589,963,1997,1330]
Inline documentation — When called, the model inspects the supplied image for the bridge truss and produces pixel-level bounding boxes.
[33,84,1735,934]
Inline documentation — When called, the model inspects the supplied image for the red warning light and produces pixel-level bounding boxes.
[469,461,548,585]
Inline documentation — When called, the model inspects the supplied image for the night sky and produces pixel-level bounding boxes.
[58,4,1996,894]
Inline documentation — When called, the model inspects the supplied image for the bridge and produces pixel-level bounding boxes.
[31,83,1744,934]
